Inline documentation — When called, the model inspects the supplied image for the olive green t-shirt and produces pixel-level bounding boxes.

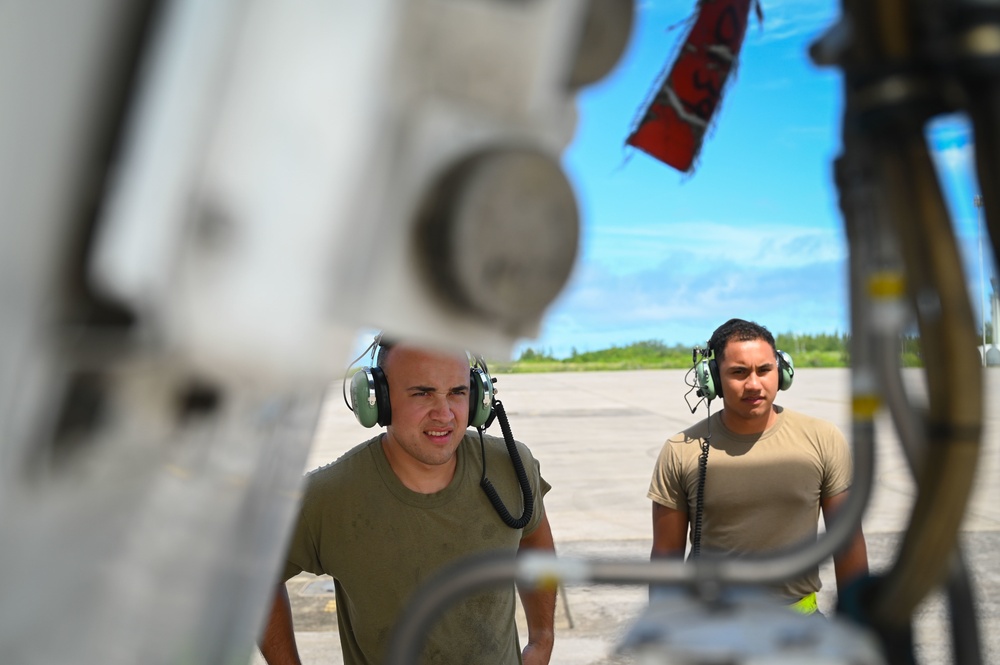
[283,432,550,664]
[648,406,852,600]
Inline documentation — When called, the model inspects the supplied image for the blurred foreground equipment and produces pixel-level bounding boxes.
[0,1,632,663]
[389,0,999,663]
[7,0,995,662]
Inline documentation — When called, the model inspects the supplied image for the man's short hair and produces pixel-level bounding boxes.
[373,337,470,372]
[374,336,395,370]
[708,318,777,362]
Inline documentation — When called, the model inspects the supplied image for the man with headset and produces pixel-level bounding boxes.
[648,318,868,613]
[259,338,555,664]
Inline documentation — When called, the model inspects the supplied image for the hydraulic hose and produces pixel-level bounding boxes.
[838,130,984,662]
[811,0,986,633]
[965,89,1000,275]
[866,129,982,628]
[386,473,878,664]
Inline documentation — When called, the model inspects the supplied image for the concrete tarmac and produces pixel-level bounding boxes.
[250,368,1000,664]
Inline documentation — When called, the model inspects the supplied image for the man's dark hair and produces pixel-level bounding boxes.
[708,318,777,362]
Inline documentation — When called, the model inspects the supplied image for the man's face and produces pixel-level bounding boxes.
[382,345,470,468]
[718,338,780,432]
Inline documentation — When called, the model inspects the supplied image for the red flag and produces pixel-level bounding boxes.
[627,0,755,173]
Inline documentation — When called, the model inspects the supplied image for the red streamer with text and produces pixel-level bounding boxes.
[626,0,753,172]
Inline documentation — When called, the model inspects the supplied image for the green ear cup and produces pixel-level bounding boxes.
[778,350,795,391]
[695,357,718,401]
[469,366,495,428]
[350,366,391,428]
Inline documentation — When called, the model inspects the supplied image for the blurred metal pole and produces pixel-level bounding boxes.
[977,194,987,365]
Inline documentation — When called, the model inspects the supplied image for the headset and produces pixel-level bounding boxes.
[343,334,532,529]
[693,347,795,401]
[346,336,495,429]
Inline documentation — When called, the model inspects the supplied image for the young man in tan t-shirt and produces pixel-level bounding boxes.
[648,318,868,608]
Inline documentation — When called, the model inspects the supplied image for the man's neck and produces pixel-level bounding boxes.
[719,406,779,436]
[380,435,457,494]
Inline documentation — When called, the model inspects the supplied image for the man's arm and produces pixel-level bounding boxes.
[517,513,556,665]
[258,582,303,665]
[650,502,689,601]
[821,490,869,590]
[651,502,688,559]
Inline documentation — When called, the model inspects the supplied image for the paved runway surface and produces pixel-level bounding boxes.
[250,368,1000,664]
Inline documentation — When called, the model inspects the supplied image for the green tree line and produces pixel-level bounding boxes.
[491,332,933,373]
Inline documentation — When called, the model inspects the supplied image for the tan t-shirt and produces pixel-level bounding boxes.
[648,406,852,600]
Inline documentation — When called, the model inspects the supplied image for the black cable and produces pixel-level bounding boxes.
[478,399,533,530]
[690,405,712,558]
[946,543,983,664]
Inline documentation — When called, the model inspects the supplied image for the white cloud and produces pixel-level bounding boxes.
[585,220,846,276]
[746,1,838,45]
[935,143,974,174]
[532,191,995,358]
[928,114,974,174]
[930,139,974,182]
[529,249,848,357]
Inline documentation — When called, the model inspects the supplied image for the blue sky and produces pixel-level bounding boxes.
[522,0,994,359]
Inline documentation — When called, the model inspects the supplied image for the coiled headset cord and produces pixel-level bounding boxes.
[478,399,533,530]
[690,405,712,558]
